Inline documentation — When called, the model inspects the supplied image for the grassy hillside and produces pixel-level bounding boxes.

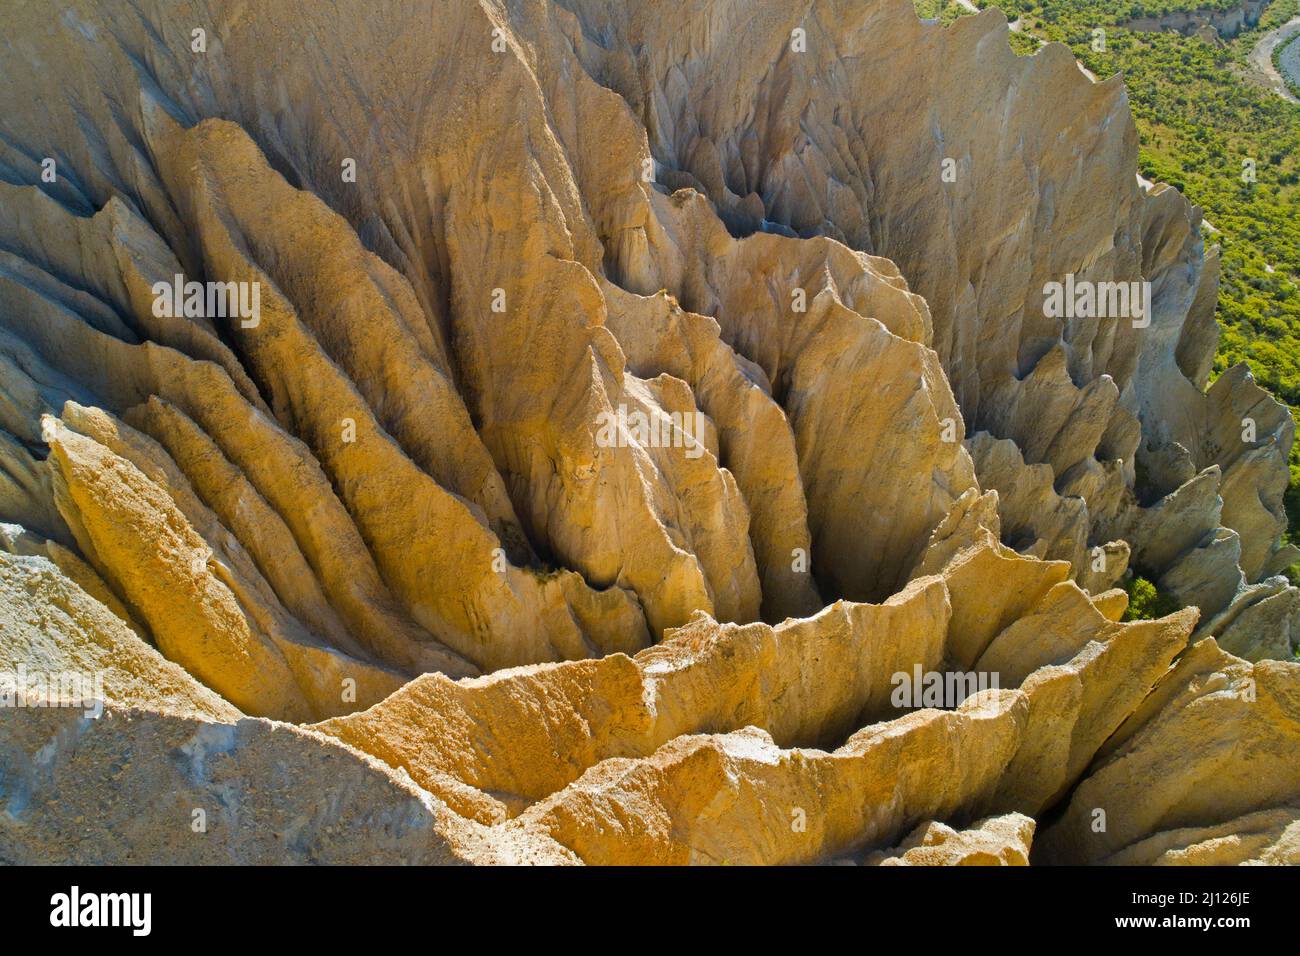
[916,0,1300,544]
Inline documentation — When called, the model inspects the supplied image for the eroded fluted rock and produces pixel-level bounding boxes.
[1098,804,1300,865]
[0,0,1295,868]
[0,549,238,721]
[0,703,575,865]
[862,813,1036,866]
[1038,639,1300,865]
[516,691,1026,865]
[315,577,952,823]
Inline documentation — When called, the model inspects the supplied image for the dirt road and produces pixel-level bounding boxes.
[1248,15,1300,103]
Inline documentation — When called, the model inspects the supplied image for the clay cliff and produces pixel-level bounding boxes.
[0,0,1296,865]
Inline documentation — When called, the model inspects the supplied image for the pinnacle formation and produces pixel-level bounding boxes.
[0,0,1297,868]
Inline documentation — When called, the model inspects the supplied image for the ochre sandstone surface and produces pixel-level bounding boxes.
[0,0,1296,865]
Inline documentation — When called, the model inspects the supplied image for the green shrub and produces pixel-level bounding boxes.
[1122,575,1183,621]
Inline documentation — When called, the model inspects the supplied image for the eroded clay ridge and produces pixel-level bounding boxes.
[0,0,1296,865]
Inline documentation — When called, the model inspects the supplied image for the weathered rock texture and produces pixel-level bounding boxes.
[0,0,1296,865]
[859,813,1037,866]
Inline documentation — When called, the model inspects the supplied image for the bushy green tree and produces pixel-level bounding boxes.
[1122,575,1183,621]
